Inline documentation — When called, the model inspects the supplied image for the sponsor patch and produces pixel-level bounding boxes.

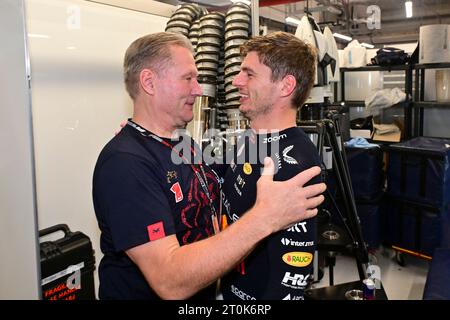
[287,221,308,233]
[282,252,313,267]
[233,183,242,196]
[281,238,315,247]
[230,285,256,300]
[282,145,298,164]
[166,170,177,183]
[274,153,282,170]
[236,174,246,188]
[281,272,310,289]
[282,293,291,300]
[147,221,165,241]
[170,182,183,203]
[243,162,252,175]
[233,174,246,196]
[263,133,287,144]
[282,293,304,300]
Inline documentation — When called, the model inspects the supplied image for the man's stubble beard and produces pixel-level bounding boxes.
[241,102,273,121]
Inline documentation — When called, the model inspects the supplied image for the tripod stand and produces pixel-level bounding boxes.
[299,117,370,283]
[299,112,388,299]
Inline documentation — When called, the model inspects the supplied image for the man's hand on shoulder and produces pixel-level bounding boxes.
[253,157,326,234]
[115,119,127,135]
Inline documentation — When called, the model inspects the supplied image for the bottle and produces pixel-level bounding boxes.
[362,278,376,300]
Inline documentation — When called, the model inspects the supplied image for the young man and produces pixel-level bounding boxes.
[92,32,325,300]
[220,32,321,300]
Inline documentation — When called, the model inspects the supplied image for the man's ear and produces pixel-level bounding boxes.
[280,74,297,98]
[140,69,156,95]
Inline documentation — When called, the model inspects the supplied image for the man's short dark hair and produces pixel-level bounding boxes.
[240,31,316,108]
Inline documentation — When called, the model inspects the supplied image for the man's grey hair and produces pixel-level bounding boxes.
[123,32,193,99]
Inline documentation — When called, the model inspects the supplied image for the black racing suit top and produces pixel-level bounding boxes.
[220,126,321,300]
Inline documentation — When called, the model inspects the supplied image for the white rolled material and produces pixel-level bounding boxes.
[419,24,450,64]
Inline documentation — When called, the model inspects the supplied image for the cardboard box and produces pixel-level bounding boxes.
[372,130,401,142]
[350,129,373,139]
[372,120,402,142]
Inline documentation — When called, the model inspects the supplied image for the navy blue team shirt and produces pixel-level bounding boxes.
[220,127,321,300]
[93,124,220,300]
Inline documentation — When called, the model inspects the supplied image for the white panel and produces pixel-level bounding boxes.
[423,109,450,138]
[26,0,169,297]
[424,69,437,101]
[0,0,40,299]
[344,71,383,101]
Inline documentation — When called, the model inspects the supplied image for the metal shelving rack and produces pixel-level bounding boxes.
[339,65,413,139]
[412,62,450,137]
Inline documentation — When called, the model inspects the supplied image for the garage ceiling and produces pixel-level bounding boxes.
[157,0,450,46]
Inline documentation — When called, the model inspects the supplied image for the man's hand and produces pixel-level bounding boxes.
[115,119,127,135]
[254,157,326,235]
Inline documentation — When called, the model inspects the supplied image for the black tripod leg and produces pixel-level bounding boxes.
[324,120,369,280]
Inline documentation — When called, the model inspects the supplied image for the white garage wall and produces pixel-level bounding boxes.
[0,0,41,300]
[26,0,170,297]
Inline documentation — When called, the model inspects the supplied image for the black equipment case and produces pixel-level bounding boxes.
[346,145,384,249]
[327,145,384,200]
[384,137,450,257]
[40,224,96,300]
[382,196,443,257]
[346,145,384,201]
[386,137,450,207]
[327,145,384,249]
[355,196,383,250]
[331,195,383,250]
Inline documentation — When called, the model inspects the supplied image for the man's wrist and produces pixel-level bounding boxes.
[243,204,274,239]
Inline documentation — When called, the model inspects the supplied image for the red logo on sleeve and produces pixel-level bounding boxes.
[147,221,165,241]
[170,182,183,203]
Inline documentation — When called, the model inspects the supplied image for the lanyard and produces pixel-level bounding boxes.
[127,120,220,232]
